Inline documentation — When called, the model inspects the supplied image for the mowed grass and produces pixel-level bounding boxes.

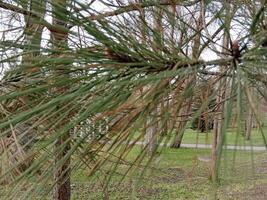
[71,146,267,200]
[2,129,266,199]
[180,128,266,146]
[131,128,267,147]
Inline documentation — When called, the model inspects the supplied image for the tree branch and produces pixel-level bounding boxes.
[0,0,200,33]
[88,0,200,20]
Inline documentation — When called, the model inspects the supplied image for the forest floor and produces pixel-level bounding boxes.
[71,147,267,200]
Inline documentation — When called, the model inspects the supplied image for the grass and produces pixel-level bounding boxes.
[180,128,266,146]
[70,146,267,200]
[1,130,266,199]
[131,128,267,147]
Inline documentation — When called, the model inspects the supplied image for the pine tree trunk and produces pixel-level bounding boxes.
[16,0,46,172]
[51,1,71,199]
[54,133,71,200]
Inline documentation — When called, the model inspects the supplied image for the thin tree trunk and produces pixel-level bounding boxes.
[211,1,231,182]
[137,1,157,153]
[51,1,71,200]
[245,95,253,140]
[211,85,225,181]
[211,53,228,183]
[171,4,202,148]
[145,109,158,154]
[54,132,71,200]
[16,0,46,171]
[171,102,191,148]
[160,99,169,136]
[245,108,253,140]
[144,5,163,154]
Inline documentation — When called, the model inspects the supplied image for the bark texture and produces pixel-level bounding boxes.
[52,0,71,199]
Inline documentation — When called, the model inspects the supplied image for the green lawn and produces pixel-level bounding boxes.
[71,147,267,200]
[2,131,266,200]
[181,128,266,146]
[1,145,266,199]
[131,128,266,147]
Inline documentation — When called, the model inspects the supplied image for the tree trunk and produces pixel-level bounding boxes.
[211,57,228,183]
[211,88,224,182]
[245,102,253,140]
[51,1,71,200]
[14,0,46,174]
[144,5,163,154]
[160,99,169,136]
[171,4,202,148]
[54,133,71,200]
[145,110,158,154]
[137,1,158,154]
[171,101,191,148]
[211,1,231,182]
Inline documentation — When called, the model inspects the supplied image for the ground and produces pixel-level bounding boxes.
[71,147,267,200]
[1,130,265,199]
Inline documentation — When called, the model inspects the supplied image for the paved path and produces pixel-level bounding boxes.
[133,142,266,151]
[180,143,266,151]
